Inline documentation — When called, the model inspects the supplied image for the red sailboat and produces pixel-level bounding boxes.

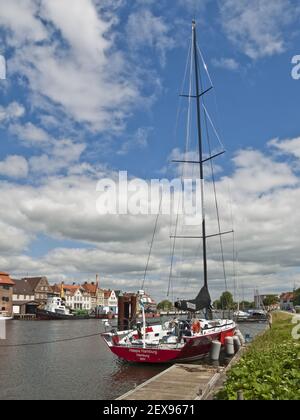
[102,20,236,363]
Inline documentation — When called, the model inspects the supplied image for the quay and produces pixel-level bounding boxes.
[117,345,247,401]
[13,314,36,320]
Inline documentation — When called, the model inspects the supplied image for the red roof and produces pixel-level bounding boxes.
[82,282,98,295]
[280,292,294,301]
[0,272,15,286]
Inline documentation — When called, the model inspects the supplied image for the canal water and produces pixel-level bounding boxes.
[0,319,266,400]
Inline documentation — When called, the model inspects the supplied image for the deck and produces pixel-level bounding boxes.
[117,363,223,400]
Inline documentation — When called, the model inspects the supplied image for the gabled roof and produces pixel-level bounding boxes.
[82,282,98,295]
[20,277,47,291]
[0,272,15,286]
[13,279,36,294]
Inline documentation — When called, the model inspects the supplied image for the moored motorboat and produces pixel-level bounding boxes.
[36,296,90,320]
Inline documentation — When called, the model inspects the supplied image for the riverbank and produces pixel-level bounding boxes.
[216,312,300,400]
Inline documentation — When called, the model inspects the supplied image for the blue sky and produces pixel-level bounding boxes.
[0,0,300,301]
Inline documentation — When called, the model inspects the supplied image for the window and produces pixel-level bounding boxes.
[2,285,10,290]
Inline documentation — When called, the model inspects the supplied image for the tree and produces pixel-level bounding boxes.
[219,291,234,310]
[240,301,254,310]
[294,288,300,306]
[263,295,279,307]
[213,299,221,309]
[157,300,173,311]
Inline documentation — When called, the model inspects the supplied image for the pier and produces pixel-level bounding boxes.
[117,346,247,401]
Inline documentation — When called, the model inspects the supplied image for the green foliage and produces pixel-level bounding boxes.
[217,312,300,400]
[219,291,234,310]
[157,300,173,311]
[294,288,300,306]
[263,295,279,307]
[240,301,255,310]
[213,299,221,309]
[73,309,89,316]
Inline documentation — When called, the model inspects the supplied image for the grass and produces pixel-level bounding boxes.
[217,312,300,400]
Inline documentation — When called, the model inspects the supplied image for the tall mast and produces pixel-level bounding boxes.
[192,20,208,290]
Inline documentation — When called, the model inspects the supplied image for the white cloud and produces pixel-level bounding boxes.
[117,127,151,155]
[219,0,299,59]
[211,57,239,71]
[0,155,28,178]
[126,9,175,66]
[2,0,141,132]
[0,101,25,123]
[9,122,50,145]
[268,137,300,159]
[1,138,300,300]
[29,138,86,175]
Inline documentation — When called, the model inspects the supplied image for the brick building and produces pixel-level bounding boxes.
[0,272,15,316]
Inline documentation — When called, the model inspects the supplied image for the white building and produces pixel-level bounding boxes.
[63,285,92,311]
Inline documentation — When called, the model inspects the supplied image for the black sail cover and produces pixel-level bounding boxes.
[174,285,211,312]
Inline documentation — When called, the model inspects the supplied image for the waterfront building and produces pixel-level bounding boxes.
[12,279,38,315]
[0,272,15,316]
[280,292,294,311]
[57,284,92,311]
[15,277,53,305]
[82,281,98,310]
[96,288,105,306]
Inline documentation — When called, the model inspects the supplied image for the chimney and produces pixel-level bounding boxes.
[96,274,99,285]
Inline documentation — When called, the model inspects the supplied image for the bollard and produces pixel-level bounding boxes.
[237,390,244,400]
[225,336,235,356]
[233,335,241,352]
[210,340,221,361]
[235,330,245,345]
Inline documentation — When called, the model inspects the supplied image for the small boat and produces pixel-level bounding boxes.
[234,310,250,321]
[36,296,90,320]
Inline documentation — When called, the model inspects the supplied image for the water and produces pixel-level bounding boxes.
[0,319,266,400]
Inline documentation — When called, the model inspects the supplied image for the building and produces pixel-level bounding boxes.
[53,284,92,311]
[0,272,15,316]
[95,289,119,315]
[280,292,294,311]
[82,281,98,310]
[18,277,53,304]
[96,288,105,307]
[12,279,39,315]
[139,291,157,313]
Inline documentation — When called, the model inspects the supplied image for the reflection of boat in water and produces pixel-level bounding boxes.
[102,20,236,363]
[36,296,90,320]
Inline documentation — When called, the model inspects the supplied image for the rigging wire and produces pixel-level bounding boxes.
[197,43,228,294]
[141,192,163,290]
[167,31,194,298]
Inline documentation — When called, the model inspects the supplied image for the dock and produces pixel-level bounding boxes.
[117,363,224,400]
[13,314,36,320]
[117,344,249,401]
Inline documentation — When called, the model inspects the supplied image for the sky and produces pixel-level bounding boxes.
[0,0,300,302]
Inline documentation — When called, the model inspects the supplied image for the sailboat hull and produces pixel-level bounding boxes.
[103,326,235,363]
